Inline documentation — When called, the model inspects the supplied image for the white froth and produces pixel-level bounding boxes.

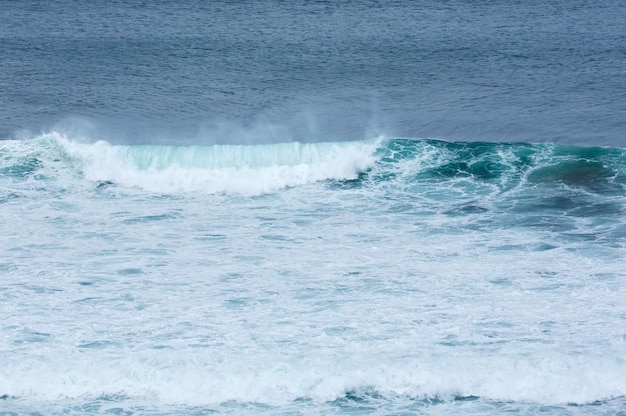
[2,133,626,415]
[50,133,380,195]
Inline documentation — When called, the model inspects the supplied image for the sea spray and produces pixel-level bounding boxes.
[50,133,381,195]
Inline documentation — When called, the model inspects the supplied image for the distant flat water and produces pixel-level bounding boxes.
[1,1,626,415]
[1,0,625,145]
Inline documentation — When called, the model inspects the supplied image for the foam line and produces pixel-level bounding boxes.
[50,133,381,195]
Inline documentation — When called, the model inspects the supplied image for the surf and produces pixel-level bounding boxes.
[3,132,626,201]
[5,132,380,196]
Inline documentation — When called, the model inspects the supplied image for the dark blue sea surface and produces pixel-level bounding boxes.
[1,1,626,415]
[1,0,625,145]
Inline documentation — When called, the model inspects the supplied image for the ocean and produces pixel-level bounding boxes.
[1,1,625,415]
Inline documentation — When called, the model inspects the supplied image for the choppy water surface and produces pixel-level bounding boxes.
[1,0,626,414]
[2,134,626,415]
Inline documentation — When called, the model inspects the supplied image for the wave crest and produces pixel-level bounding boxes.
[50,133,381,195]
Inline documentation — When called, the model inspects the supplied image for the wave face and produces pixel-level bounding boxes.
[370,139,626,223]
[2,134,626,415]
[4,133,626,196]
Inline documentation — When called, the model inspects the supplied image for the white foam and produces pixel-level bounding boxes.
[2,350,625,406]
[4,132,626,414]
[48,132,380,196]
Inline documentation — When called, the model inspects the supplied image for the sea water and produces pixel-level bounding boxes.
[1,1,626,415]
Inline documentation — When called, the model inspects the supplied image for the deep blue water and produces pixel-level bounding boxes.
[2,0,625,145]
[1,1,626,415]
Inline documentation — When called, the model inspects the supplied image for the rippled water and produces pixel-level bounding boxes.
[1,1,626,414]
[2,0,625,145]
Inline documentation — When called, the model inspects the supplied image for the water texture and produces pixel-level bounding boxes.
[1,0,624,145]
[1,1,625,415]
